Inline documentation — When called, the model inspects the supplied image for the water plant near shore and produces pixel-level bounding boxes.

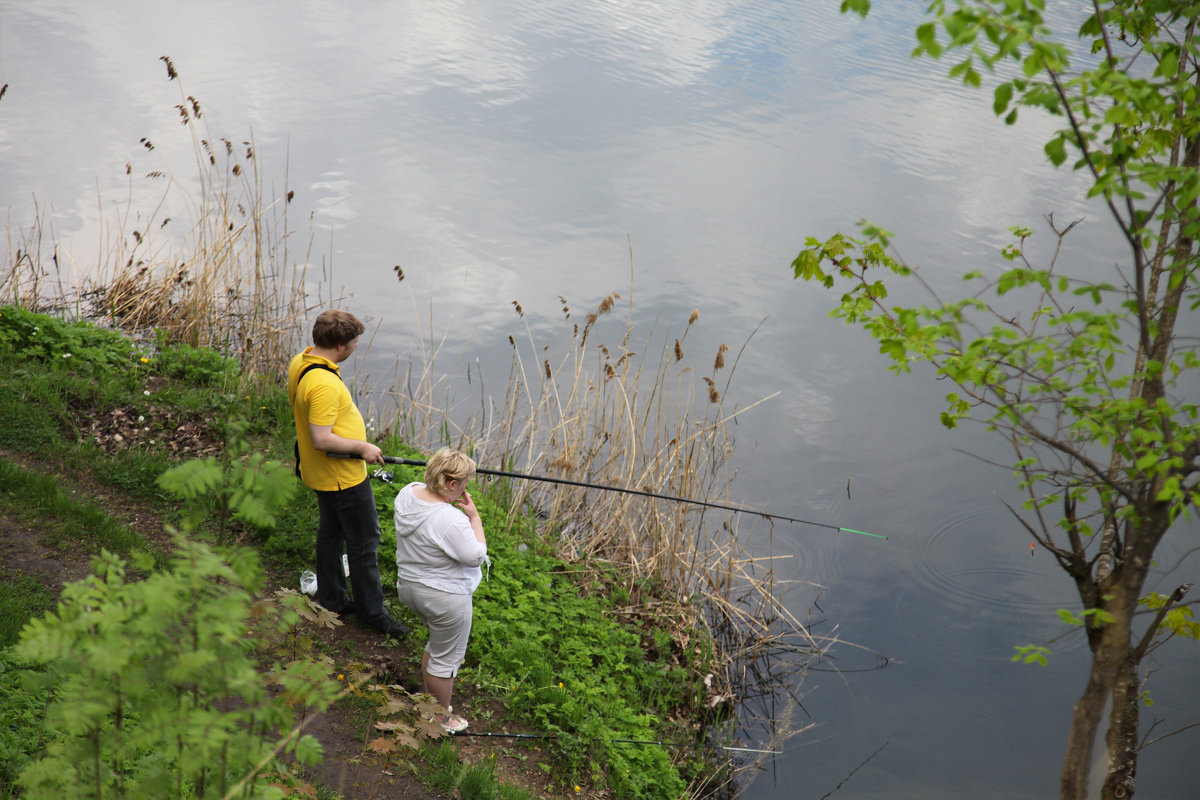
[377,285,822,775]
[4,59,312,378]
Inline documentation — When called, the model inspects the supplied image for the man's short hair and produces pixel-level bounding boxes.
[312,310,365,349]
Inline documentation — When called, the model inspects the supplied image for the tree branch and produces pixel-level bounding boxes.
[1133,583,1191,663]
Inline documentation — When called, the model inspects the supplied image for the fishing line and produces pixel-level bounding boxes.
[815,741,889,800]
[333,453,886,539]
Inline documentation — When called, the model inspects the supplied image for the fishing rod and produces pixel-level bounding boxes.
[455,730,780,754]
[331,453,885,539]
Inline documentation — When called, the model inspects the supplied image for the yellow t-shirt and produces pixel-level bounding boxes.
[287,348,368,491]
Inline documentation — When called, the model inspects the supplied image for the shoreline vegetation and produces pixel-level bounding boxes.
[1,63,826,799]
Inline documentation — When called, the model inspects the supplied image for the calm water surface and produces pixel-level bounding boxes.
[2,2,1197,797]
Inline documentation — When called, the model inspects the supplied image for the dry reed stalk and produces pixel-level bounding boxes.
[376,281,831,783]
[4,64,320,379]
[2,198,77,313]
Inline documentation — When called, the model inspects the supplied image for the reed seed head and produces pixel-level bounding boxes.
[714,343,729,370]
[125,162,132,175]
[140,138,155,151]
[160,55,178,80]
[286,190,295,203]
[549,455,576,473]
[674,339,683,362]
[188,96,201,117]
[232,164,242,176]
[597,293,620,316]
[544,360,552,379]
[512,300,524,317]
[688,309,699,325]
[393,265,405,282]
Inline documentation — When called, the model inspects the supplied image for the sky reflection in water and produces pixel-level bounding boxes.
[1,2,1197,797]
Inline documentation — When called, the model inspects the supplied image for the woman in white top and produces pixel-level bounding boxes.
[393,448,488,733]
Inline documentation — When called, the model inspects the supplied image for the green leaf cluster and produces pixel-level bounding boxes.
[0,306,144,377]
[1140,592,1200,640]
[149,330,240,387]
[156,420,296,542]
[1011,644,1051,666]
[795,219,1198,525]
[13,538,339,799]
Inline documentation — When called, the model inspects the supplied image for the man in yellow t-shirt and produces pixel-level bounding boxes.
[288,309,409,639]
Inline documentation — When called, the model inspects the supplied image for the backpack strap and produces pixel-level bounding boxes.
[293,363,341,478]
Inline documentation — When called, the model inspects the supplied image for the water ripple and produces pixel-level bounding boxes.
[898,507,1088,658]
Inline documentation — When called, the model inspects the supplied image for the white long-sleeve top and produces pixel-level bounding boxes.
[393,482,488,594]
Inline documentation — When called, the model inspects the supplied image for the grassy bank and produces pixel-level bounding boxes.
[0,304,729,798]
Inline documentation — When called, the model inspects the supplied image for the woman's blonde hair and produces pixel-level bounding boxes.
[424,448,476,496]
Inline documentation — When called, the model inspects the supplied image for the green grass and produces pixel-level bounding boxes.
[416,741,534,800]
[0,571,55,649]
[366,457,694,797]
[0,460,149,559]
[0,648,51,796]
[0,305,721,799]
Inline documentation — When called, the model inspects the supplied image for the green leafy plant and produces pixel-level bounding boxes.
[366,457,694,799]
[156,419,296,544]
[1012,644,1051,667]
[0,650,52,796]
[15,538,339,799]
[0,306,143,377]
[149,329,240,387]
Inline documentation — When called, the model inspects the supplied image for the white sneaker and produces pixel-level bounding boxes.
[439,713,469,734]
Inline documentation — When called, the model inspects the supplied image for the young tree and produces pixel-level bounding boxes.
[795,2,1198,798]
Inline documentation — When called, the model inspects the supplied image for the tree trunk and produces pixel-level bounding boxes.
[1101,650,1141,799]
[1061,652,1115,798]
[1061,504,1169,799]
[1061,570,1141,798]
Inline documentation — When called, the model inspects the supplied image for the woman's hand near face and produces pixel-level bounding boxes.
[454,490,479,519]
[455,490,487,547]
